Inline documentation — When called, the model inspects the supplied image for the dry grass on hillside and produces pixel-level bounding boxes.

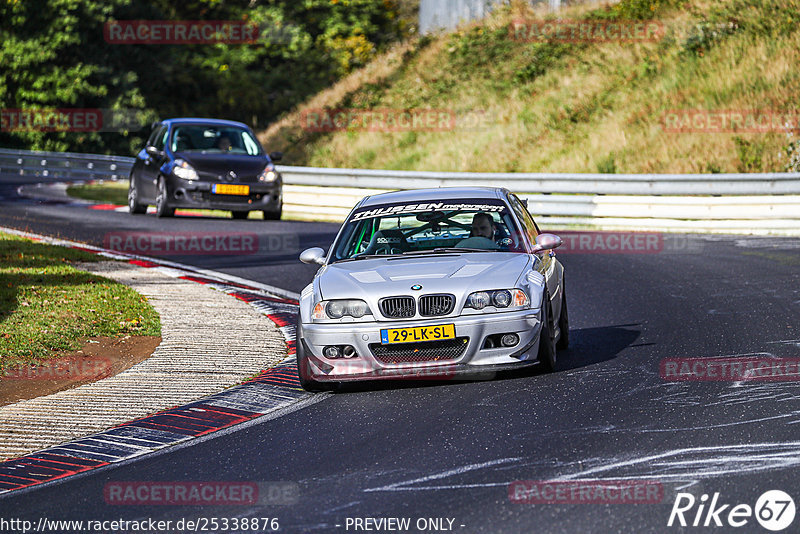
[260,0,800,174]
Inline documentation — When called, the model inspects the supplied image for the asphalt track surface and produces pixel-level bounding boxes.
[2,172,800,533]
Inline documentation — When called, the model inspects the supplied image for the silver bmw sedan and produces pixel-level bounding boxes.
[296,187,568,391]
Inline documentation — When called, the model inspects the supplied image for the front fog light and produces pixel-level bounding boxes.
[501,333,520,347]
[323,346,342,359]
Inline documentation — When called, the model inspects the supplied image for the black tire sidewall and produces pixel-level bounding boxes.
[128,177,146,214]
[296,316,330,392]
[537,286,557,371]
[155,176,173,217]
[557,277,569,350]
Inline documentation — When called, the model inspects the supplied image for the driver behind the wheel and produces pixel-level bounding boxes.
[456,212,501,249]
[470,212,495,239]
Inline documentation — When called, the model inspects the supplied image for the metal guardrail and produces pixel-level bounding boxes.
[280,165,800,196]
[2,148,799,234]
[0,147,133,181]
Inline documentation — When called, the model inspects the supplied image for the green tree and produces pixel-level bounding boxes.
[0,0,407,154]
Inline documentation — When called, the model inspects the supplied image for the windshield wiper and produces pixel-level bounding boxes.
[334,254,405,263]
[402,248,489,255]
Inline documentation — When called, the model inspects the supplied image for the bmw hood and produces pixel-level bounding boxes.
[318,253,532,301]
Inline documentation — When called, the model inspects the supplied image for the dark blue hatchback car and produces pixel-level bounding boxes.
[128,118,283,219]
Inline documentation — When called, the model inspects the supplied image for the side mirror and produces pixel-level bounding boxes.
[269,151,283,162]
[299,247,326,265]
[145,145,163,158]
[532,233,562,254]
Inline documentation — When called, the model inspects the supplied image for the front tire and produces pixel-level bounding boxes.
[127,176,147,215]
[296,317,334,392]
[556,278,570,350]
[155,176,174,218]
[537,286,557,372]
[263,204,282,220]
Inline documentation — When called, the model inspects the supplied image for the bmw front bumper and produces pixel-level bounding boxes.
[300,308,544,382]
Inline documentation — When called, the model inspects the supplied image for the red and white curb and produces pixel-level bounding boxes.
[0,226,308,496]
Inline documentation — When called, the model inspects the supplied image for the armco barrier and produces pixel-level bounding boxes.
[1,148,799,234]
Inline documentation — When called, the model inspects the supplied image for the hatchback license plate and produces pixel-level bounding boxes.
[380,324,456,345]
[213,184,249,195]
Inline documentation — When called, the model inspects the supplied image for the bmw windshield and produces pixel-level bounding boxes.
[329,198,531,263]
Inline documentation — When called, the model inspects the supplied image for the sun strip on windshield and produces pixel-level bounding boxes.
[351,202,504,221]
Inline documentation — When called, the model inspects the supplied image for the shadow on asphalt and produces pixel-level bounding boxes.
[331,323,641,394]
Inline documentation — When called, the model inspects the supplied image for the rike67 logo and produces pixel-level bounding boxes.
[668,490,796,531]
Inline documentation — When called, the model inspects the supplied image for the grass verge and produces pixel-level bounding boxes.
[66,180,129,205]
[0,232,161,373]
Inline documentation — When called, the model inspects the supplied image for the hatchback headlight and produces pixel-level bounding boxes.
[465,289,528,310]
[173,159,198,181]
[258,164,278,183]
[312,299,372,320]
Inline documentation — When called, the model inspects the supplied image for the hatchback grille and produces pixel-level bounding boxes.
[370,337,469,364]
[379,296,415,318]
[419,294,455,317]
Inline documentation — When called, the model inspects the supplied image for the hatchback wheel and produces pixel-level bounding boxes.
[155,176,175,218]
[127,176,147,215]
[263,204,282,221]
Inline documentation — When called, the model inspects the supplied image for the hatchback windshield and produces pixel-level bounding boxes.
[170,125,263,155]
[330,198,528,262]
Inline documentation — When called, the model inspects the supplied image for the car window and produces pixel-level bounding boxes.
[169,125,263,155]
[146,125,163,147]
[508,193,539,245]
[331,197,528,262]
[153,126,168,151]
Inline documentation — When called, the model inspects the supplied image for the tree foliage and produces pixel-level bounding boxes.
[0,0,408,154]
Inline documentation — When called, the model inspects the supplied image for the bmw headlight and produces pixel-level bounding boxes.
[465,289,528,310]
[173,159,198,181]
[258,164,278,183]
[312,299,372,321]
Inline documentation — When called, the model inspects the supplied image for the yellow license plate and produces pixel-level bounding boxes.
[213,184,250,195]
[380,324,456,345]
